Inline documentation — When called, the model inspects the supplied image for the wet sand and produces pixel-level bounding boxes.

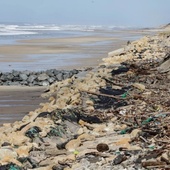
[0,30,152,71]
[0,86,47,125]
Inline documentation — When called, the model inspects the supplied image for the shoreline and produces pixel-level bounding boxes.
[0,29,154,72]
[0,27,169,169]
[0,29,158,125]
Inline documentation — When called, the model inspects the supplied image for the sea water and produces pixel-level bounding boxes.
[0,24,113,42]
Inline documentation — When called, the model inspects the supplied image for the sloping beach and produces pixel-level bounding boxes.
[0,28,152,71]
[0,26,169,169]
[0,28,153,125]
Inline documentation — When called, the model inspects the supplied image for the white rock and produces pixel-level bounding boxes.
[133,83,146,90]
[0,148,18,160]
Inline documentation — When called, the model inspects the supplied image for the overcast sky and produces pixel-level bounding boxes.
[0,0,169,27]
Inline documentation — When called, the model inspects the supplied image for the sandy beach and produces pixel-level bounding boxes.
[0,30,169,168]
[0,33,128,124]
[0,29,155,125]
[0,0,169,168]
[0,30,153,71]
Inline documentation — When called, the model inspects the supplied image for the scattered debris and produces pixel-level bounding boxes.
[0,32,170,169]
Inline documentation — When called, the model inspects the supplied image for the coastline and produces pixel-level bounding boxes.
[0,29,153,71]
[0,27,169,169]
[0,0,170,166]
[0,29,154,125]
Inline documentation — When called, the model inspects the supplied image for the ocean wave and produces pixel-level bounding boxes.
[0,29,37,36]
[0,24,132,36]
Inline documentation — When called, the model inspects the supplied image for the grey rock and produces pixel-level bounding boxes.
[3,81,10,85]
[72,69,79,74]
[0,68,81,86]
[39,81,50,86]
[46,70,54,77]
[9,82,21,86]
[12,70,20,77]
[56,73,63,81]
[113,154,127,165]
[33,81,40,86]
[63,73,70,79]
[67,72,73,77]
[7,73,14,80]
[12,76,22,81]
[48,77,56,83]
[38,73,49,81]
[19,74,28,81]
[0,74,8,81]
[20,81,29,85]
[28,83,33,86]
[28,75,37,83]
[22,70,31,75]
[53,69,60,75]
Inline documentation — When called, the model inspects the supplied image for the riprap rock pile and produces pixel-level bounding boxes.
[0,69,79,86]
[0,32,169,170]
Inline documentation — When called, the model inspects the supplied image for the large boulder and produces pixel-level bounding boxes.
[46,70,54,77]
[7,73,14,80]
[48,77,56,84]
[38,73,49,81]
[12,70,20,77]
[19,73,28,81]
[56,72,63,81]
[28,75,37,83]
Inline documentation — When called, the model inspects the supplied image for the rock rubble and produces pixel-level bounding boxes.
[0,31,170,169]
[0,69,80,86]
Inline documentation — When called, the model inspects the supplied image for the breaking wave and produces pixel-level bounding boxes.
[0,23,132,36]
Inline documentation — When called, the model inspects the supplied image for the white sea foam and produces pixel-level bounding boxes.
[0,31,37,36]
[0,24,132,36]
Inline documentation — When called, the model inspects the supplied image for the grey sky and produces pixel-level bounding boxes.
[0,0,169,27]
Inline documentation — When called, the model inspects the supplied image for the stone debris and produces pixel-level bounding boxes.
[0,69,80,86]
[0,31,170,169]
